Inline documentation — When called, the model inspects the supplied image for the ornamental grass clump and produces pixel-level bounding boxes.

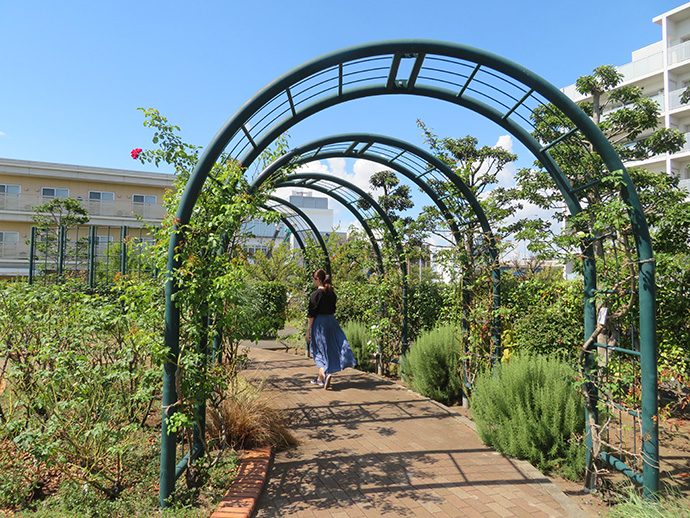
[401,325,464,406]
[471,354,586,480]
[342,321,375,373]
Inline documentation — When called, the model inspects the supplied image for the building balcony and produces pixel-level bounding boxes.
[0,194,166,221]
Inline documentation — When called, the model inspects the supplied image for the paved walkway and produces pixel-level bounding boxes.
[240,347,588,518]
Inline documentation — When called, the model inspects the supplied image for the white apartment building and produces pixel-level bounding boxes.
[562,2,690,191]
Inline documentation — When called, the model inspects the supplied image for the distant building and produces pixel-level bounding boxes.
[243,190,340,256]
[562,2,690,191]
[0,157,173,278]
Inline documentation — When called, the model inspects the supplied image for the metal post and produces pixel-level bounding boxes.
[193,310,208,463]
[29,227,36,285]
[57,226,66,280]
[120,226,128,277]
[638,242,659,498]
[160,233,182,508]
[582,242,598,492]
[491,260,501,366]
[88,226,97,288]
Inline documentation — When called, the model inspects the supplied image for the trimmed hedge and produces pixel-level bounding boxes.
[250,281,288,336]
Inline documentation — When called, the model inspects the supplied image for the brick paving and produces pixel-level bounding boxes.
[240,348,588,518]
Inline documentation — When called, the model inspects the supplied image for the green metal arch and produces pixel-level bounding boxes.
[251,132,502,360]
[162,39,658,503]
[262,195,332,276]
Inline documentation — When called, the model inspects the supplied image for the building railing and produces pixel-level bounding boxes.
[0,193,165,220]
[0,242,21,260]
[668,39,690,66]
[668,86,690,111]
[617,51,663,82]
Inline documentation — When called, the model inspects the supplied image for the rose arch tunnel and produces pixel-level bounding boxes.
[160,40,659,504]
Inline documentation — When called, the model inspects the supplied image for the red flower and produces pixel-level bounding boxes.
[131,148,142,159]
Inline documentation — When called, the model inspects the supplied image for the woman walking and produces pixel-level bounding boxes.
[306,269,356,389]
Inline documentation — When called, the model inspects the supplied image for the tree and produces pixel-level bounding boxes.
[514,64,690,488]
[31,197,90,276]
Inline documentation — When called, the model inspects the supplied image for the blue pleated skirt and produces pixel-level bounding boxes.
[310,314,357,374]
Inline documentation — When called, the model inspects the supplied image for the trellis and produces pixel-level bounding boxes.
[160,40,659,504]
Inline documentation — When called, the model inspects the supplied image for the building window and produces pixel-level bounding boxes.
[0,184,21,210]
[41,187,69,199]
[132,194,156,204]
[88,191,115,201]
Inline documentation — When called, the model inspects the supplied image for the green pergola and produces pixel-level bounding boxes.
[161,40,659,504]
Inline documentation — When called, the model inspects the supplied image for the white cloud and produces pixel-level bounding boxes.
[493,134,517,188]
[0,131,5,137]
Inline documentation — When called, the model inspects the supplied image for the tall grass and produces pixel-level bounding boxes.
[207,377,298,451]
[607,488,690,518]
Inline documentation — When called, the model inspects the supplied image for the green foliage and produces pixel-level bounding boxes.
[31,197,90,228]
[133,109,285,470]
[401,325,465,406]
[606,488,690,518]
[341,321,375,373]
[501,274,583,359]
[471,354,586,480]
[406,280,445,341]
[335,279,379,326]
[248,280,288,336]
[0,280,165,504]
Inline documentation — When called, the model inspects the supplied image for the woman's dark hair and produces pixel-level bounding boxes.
[313,269,333,292]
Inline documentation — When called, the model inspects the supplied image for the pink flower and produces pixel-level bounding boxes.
[131,148,142,159]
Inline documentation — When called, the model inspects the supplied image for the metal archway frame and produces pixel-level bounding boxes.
[251,132,502,357]
[261,195,332,276]
[162,40,658,503]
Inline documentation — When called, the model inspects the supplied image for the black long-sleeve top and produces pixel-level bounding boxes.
[307,288,337,318]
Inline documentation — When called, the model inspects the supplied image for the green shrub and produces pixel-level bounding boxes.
[407,281,445,341]
[471,354,586,479]
[342,321,375,372]
[335,280,378,326]
[249,281,288,336]
[401,325,464,406]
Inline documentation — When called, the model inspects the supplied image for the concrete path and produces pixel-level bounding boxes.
[241,348,588,518]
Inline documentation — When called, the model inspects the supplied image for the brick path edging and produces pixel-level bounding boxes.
[210,446,273,518]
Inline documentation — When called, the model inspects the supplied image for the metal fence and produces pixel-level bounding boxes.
[29,225,157,287]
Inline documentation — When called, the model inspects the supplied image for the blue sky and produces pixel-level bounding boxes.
[0,0,683,231]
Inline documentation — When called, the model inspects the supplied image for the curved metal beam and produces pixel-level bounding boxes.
[263,195,332,276]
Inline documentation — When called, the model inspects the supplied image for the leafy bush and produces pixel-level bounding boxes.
[471,354,586,479]
[335,280,378,326]
[502,276,583,359]
[0,280,165,502]
[248,281,288,336]
[401,325,465,406]
[342,321,375,373]
[407,281,445,341]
